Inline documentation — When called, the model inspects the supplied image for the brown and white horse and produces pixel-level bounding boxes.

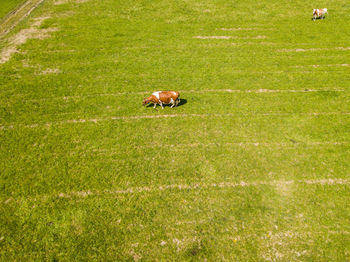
[313,8,328,20]
[143,91,180,109]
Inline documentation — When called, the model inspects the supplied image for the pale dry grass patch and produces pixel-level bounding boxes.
[55,10,76,17]
[54,0,89,5]
[218,28,256,31]
[171,237,202,253]
[193,35,267,39]
[278,47,350,52]
[31,16,51,27]
[303,178,349,185]
[261,230,307,261]
[129,249,142,262]
[37,68,61,75]
[2,112,350,130]
[0,15,58,64]
[242,41,276,45]
[4,179,347,204]
[193,36,231,39]
[294,64,349,68]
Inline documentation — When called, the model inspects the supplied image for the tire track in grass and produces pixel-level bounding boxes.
[217,28,256,31]
[278,47,350,52]
[0,0,45,39]
[89,142,347,155]
[1,111,350,130]
[127,141,348,150]
[49,178,350,196]
[293,64,349,68]
[2,179,349,203]
[53,141,345,158]
[216,28,275,31]
[193,35,267,39]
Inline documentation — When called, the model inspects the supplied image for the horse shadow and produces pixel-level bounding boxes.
[312,17,326,21]
[145,99,187,108]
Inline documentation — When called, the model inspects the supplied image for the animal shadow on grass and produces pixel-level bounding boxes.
[145,99,187,108]
[178,99,187,107]
[312,17,326,21]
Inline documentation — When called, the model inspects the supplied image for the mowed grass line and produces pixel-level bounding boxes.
[1,92,350,125]
[0,0,350,260]
[1,115,349,196]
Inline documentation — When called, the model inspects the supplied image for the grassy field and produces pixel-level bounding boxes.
[1,0,350,260]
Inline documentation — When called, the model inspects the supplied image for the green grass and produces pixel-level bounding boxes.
[1,0,350,260]
[0,0,26,20]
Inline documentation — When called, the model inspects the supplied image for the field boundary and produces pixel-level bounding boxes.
[0,0,45,39]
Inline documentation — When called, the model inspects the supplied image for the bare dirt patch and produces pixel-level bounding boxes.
[56,11,76,17]
[0,47,17,64]
[54,0,66,5]
[0,16,58,64]
[31,16,51,27]
[54,0,89,5]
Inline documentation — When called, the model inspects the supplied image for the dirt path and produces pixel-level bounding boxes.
[0,0,45,39]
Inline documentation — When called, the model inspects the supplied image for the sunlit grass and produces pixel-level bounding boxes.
[0,0,350,260]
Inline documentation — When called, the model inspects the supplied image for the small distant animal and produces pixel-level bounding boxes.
[313,8,328,20]
[143,91,180,109]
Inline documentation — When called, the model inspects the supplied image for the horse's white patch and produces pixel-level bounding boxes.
[152,91,160,100]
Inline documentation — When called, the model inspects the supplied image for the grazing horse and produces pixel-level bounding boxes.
[143,91,180,109]
[313,8,328,20]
